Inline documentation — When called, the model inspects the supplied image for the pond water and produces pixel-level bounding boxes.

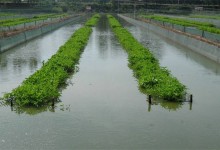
[0,15,220,149]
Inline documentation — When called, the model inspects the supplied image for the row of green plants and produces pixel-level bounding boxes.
[0,13,68,27]
[108,15,186,101]
[140,15,220,34]
[189,15,220,20]
[32,13,68,19]
[3,14,100,107]
[0,13,15,17]
[85,14,101,27]
[141,15,214,27]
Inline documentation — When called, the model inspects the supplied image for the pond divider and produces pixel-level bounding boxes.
[147,94,193,105]
[108,15,186,102]
[0,14,88,53]
[119,14,220,64]
[3,14,101,107]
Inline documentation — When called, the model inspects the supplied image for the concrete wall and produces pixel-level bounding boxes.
[0,15,87,53]
[0,32,26,51]
[118,14,220,64]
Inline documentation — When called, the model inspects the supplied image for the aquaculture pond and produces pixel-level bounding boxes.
[0,15,220,149]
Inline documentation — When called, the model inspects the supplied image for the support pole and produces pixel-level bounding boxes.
[10,99,13,107]
[190,94,193,103]
[148,95,152,104]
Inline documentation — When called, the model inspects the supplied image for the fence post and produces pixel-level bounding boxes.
[10,98,13,107]
[190,94,193,103]
[148,95,152,104]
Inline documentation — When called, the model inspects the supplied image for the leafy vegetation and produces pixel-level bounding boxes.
[0,13,68,27]
[108,15,186,101]
[3,14,100,107]
[0,13,15,17]
[141,15,214,27]
[189,15,220,20]
[85,14,101,27]
[141,15,220,34]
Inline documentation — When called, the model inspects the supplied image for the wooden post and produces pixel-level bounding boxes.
[148,95,152,104]
[10,99,13,107]
[202,30,205,37]
[190,94,193,103]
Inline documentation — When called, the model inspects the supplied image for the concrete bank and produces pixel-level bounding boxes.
[118,14,220,64]
[0,15,88,53]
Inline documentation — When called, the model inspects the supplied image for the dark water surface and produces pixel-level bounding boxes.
[0,15,220,149]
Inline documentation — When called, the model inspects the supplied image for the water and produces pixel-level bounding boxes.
[0,15,220,149]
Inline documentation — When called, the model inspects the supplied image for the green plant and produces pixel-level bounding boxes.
[0,13,68,27]
[85,14,101,27]
[108,15,186,101]
[140,15,220,34]
[189,15,220,20]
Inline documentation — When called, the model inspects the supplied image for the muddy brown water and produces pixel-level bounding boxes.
[0,15,220,149]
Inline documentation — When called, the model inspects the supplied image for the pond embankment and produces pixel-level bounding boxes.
[0,14,88,53]
[118,14,220,64]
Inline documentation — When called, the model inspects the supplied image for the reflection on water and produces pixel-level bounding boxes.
[153,101,183,111]
[148,102,182,112]
[0,98,74,115]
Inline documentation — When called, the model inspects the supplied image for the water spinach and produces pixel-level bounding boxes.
[0,13,68,27]
[141,15,220,34]
[3,14,100,107]
[85,14,100,27]
[108,15,186,101]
